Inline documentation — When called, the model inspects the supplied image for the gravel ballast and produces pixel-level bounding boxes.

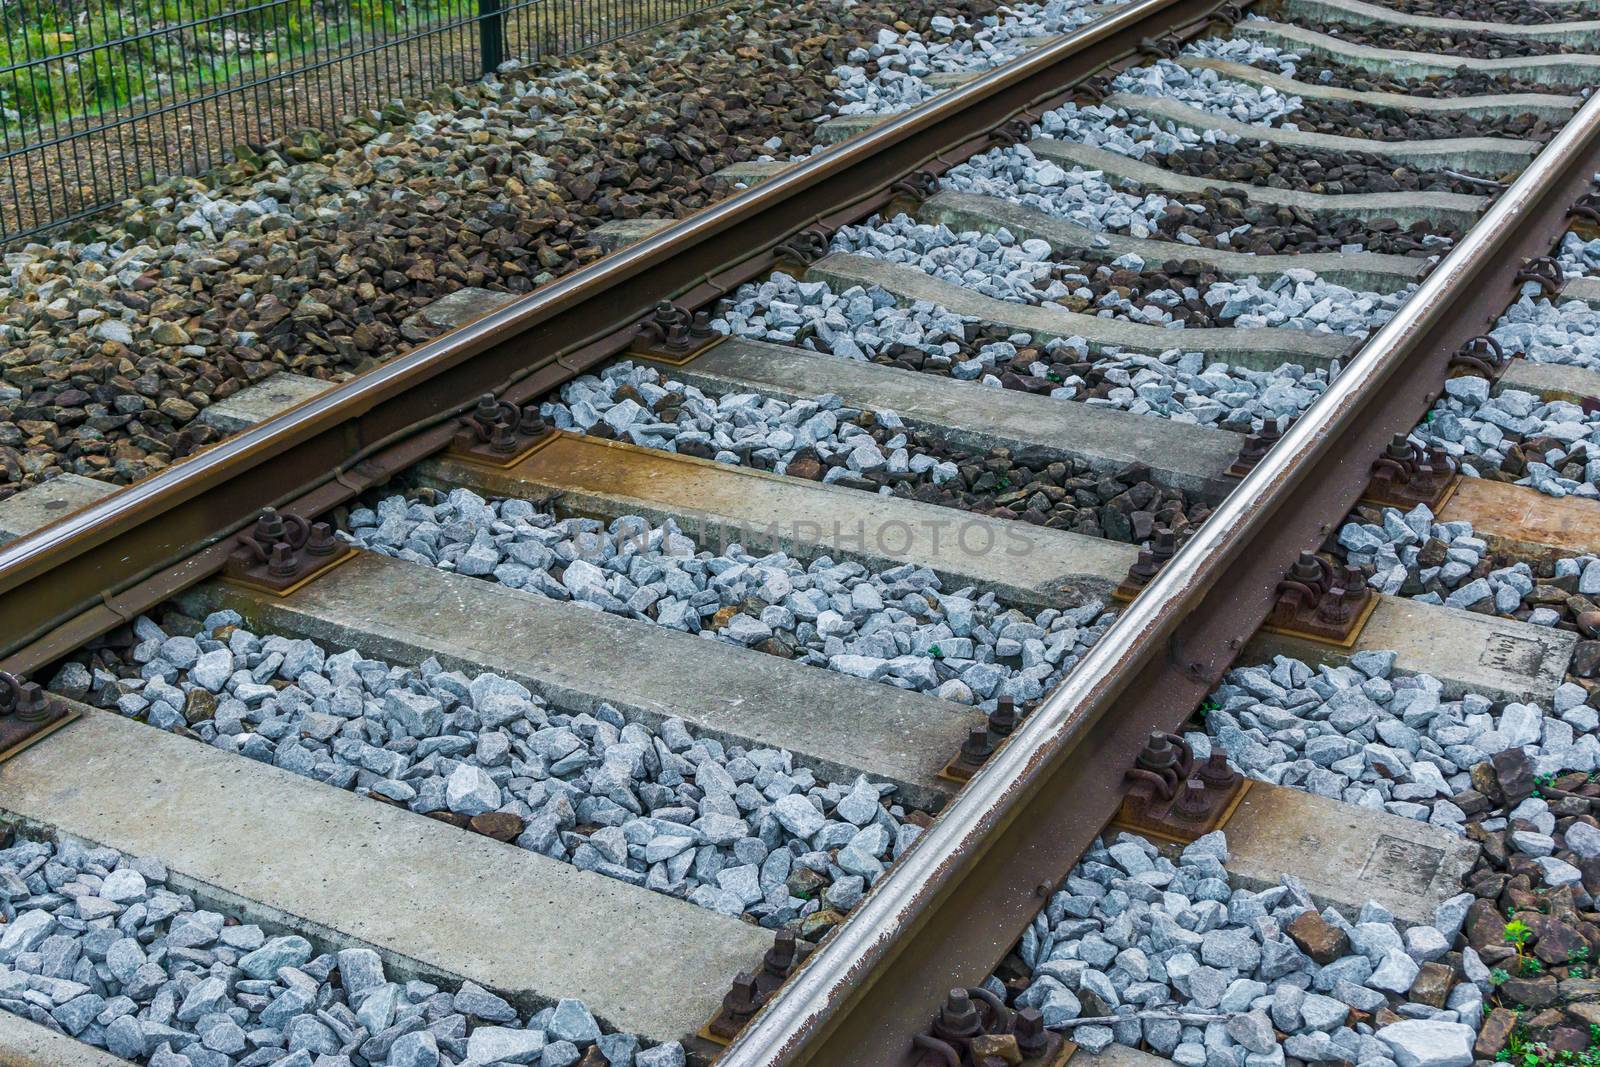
[0,833,688,1066]
[1338,502,1600,686]
[344,489,1115,710]
[1193,651,1599,830]
[988,828,1482,1067]
[544,361,1213,540]
[712,270,1334,432]
[0,0,1017,498]
[60,609,917,933]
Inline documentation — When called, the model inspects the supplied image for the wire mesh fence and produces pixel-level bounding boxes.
[1,0,722,246]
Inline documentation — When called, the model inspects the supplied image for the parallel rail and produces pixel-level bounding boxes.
[712,83,1600,1067]
[3,3,1600,1067]
[0,0,1234,676]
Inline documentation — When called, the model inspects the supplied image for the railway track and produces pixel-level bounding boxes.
[1,0,1600,1064]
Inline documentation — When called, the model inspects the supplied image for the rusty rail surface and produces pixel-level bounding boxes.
[0,0,1237,676]
[708,85,1600,1067]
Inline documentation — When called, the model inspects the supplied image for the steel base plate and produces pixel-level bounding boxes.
[0,703,80,765]
[1258,587,1381,650]
[443,428,562,469]
[628,333,727,367]
[1359,473,1461,514]
[223,546,358,598]
[1110,777,1252,844]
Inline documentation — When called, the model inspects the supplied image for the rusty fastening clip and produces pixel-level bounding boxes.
[1515,256,1564,296]
[224,508,355,595]
[912,987,1071,1066]
[628,300,723,365]
[1226,417,1288,479]
[1362,433,1459,510]
[1113,732,1249,843]
[1447,335,1507,382]
[1572,191,1600,225]
[1263,551,1378,646]
[995,116,1036,147]
[888,169,939,214]
[700,929,802,1045]
[1138,35,1180,58]
[448,393,552,465]
[1209,2,1243,29]
[0,674,52,724]
[1113,525,1180,601]
[774,227,832,271]
[0,672,79,762]
[1078,73,1113,104]
[940,698,1020,783]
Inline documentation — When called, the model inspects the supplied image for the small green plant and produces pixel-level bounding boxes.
[1522,958,1545,977]
[1506,919,1533,949]
[1497,1024,1600,1067]
[1570,946,1591,966]
[928,645,943,659]
[1490,967,1511,987]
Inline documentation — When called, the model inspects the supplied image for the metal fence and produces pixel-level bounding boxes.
[1,0,721,246]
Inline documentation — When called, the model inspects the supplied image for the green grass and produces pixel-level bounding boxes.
[1,0,465,136]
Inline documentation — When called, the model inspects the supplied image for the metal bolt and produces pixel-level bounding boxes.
[988,697,1017,738]
[1384,433,1416,462]
[489,422,519,454]
[1151,527,1178,564]
[1136,731,1178,772]
[519,407,550,438]
[252,508,287,544]
[267,543,299,578]
[1199,750,1238,790]
[1288,551,1324,586]
[14,682,49,724]
[937,988,981,1038]
[473,394,501,424]
[1175,778,1210,820]
[1014,1007,1048,1055]
[721,972,761,1022]
[959,724,995,766]
[305,522,339,558]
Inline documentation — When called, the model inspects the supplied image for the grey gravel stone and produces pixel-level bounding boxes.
[0,835,685,1066]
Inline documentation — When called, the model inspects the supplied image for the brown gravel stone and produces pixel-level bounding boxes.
[1476,1007,1517,1057]
[1409,962,1455,1007]
[0,0,1005,498]
[1286,910,1349,964]
[469,812,525,841]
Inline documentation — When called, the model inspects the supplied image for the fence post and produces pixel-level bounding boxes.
[478,0,504,74]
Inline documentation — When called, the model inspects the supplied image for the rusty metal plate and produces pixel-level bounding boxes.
[442,427,563,469]
[1111,777,1252,844]
[1259,587,1380,650]
[0,703,81,765]
[627,332,728,367]
[222,547,359,599]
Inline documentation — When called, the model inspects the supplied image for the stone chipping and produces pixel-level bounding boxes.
[59,610,917,933]
[988,829,1482,1067]
[1191,652,1599,830]
[343,488,1114,710]
[0,833,688,1067]
[541,361,1214,541]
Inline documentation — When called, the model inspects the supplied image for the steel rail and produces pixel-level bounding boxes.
[710,87,1600,1067]
[0,0,1234,673]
